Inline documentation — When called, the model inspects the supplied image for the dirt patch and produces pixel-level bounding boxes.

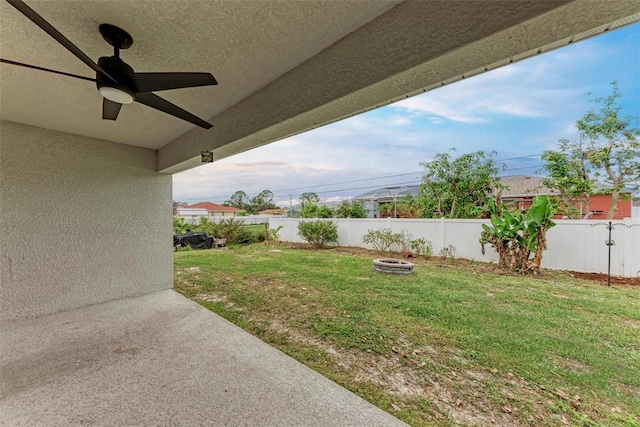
[289,243,640,287]
[551,356,591,374]
[552,293,574,299]
[194,293,226,303]
[266,317,548,426]
[620,317,640,328]
[568,271,640,287]
[176,266,202,275]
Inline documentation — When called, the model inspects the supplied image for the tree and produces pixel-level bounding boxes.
[417,149,502,218]
[173,201,187,215]
[541,140,595,218]
[542,83,640,219]
[396,195,419,218]
[574,81,639,219]
[335,200,367,218]
[350,200,367,218]
[316,205,334,218]
[378,203,393,218]
[224,190,249,211]
[301,203,318,218]
[249,190,278,214]
[300,192,321,218]
[300,192,320,207]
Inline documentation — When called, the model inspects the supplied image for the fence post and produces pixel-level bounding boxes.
[289,218,294,242]
[439,217,446,251]
[347,218,351,246]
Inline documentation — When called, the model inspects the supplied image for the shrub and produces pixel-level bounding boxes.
[234,227,256,244]
[398,230,412,252]
[173,216,188,234]
[254,229,270,243]
[410,238,433,259]
[439,245,457,259]
[362,228,403,253]
[216,218,245,242]
[198,220,220,237]
[298,220,338,249]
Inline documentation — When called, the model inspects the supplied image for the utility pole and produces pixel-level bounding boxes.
[289,193,293,217]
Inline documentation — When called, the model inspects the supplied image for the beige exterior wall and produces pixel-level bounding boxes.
[0,121,173,323]
[210,211,237,217]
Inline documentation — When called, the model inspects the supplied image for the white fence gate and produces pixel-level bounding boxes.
[269,218,640,278]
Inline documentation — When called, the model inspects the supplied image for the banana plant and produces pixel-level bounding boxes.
[269,226,284,245]
[480,196,555,273]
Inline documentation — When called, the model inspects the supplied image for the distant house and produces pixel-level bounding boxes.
[497,176,557,211]
[181,202,244,217]
[498,175,633,220]
[352,177,633,220]
[354,185,421,218]
[259,208,289,216]
[632,200,640,219]
[176,208,209,222]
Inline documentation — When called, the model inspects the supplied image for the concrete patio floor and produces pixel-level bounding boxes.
[0,289,406,426]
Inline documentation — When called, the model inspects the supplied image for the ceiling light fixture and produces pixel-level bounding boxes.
[99,86,134,104]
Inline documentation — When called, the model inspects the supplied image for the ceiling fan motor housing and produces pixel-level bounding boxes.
[96,56,136,103]
[4,1,215,128]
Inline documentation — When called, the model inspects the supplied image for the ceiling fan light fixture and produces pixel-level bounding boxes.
[99,86,134,104]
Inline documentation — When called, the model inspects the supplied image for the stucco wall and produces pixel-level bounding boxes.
[0,121,173,323]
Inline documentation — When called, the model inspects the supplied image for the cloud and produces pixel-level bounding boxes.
[173,23,640,205]
[389,36,622,125]
[389,115,411,126]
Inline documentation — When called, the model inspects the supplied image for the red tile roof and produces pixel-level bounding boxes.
[185,202,242,212]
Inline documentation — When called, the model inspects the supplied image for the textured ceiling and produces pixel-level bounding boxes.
[0,0,399,149]
[2,0,639,173]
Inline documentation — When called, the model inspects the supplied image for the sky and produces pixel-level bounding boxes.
[173,22,640,208]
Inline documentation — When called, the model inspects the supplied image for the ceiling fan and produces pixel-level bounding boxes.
[1,0,217,129]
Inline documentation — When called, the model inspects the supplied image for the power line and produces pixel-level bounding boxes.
[273,170,424,192]
[176,151,627,203]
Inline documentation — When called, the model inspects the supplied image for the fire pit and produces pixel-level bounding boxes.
[373,258,415,275]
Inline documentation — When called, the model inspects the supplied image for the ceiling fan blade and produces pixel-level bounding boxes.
[129,72,218,93]
[0,58,96,82]
[6,0,116,83]
[135,92,212,129]
[102,98,122,120]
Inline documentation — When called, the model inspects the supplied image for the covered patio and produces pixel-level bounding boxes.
[2,0,639,424]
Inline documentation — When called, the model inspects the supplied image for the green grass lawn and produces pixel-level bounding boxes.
[174,244,639,427]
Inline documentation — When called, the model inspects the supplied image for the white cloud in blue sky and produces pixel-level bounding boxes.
[173,23,640,206]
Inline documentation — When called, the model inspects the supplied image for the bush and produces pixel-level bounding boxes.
[410,238,433,259]
[317,205,334,218]
[197,219,220,237]
[362,228,403,253]
[298,220,338,249]
[216,218,245,242]
[234,227,257,244]
[254,229,270,243]
[173,216,188,234]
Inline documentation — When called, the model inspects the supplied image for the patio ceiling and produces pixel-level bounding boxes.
[1,0,639,173]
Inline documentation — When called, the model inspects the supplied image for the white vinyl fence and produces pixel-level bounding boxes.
[270,217,640,278]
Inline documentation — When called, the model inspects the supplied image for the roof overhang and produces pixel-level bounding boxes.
[2,0,639,175]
